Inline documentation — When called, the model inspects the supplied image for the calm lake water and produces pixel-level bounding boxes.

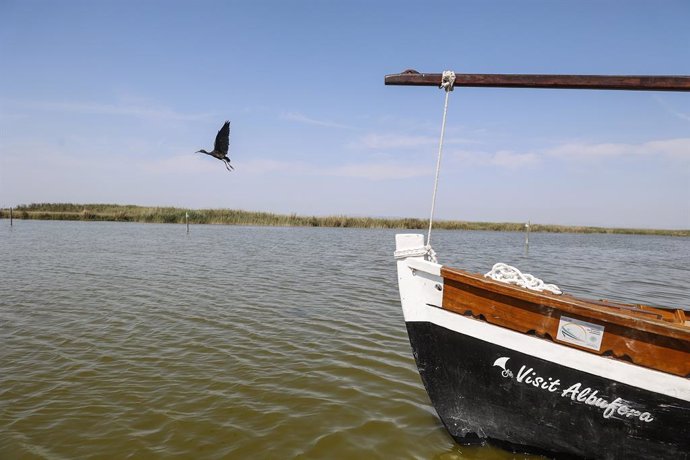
[1,220,688,459]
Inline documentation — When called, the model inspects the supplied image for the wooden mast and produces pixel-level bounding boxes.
[385,70,690,91]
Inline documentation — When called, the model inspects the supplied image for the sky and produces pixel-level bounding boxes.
[1,0,688,229]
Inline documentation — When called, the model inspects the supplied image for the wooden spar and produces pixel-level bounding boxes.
[385,70,690,91]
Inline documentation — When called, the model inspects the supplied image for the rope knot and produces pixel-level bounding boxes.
[440,70,456,92]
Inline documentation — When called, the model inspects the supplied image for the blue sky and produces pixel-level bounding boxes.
[1,0,688,228]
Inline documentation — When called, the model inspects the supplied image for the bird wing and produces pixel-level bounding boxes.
[214,121,230,155]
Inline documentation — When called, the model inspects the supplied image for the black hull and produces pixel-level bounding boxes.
[406,320,690,459]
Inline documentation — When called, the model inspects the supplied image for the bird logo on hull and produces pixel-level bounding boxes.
[493,357,513,378]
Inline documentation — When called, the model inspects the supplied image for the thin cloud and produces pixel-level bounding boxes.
[237,158,430,180]
[7,99,212,121]
[653,96,690,123]
[449,149,540,168]
[490,150,540,168]
[0,112,28,122]
[357,133,437,149]
[547,138,690,160]
[240,159,315,175]
[281,111,352,129]
[354,133,479,150]
[326,162,432,179]
[138,154,219,174]
[446,137,690,168]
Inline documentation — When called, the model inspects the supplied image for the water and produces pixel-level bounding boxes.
[1,221,687,459]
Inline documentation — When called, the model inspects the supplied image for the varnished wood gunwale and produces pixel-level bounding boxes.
[440,266,690,377]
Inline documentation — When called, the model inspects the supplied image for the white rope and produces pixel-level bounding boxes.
[416,71,561,296]
[393,244,437,263]
[484,263,562,295]
[427,70,456,249]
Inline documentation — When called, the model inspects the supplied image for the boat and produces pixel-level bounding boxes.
[387,70,690,459]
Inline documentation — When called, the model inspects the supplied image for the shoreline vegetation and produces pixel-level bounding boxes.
[1,203,688,236]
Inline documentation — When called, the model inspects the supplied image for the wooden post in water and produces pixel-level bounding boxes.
[525,221,530,247]
[186,212,189,234]
[9,207,13,227]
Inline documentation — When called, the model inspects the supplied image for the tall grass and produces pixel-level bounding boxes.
[1,203,688,236]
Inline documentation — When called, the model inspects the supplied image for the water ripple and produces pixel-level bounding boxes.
[1,222,686,459]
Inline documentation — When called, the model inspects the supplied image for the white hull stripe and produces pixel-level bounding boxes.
[407,304,690,401]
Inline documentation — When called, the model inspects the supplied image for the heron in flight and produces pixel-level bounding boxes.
[196,120,233,171]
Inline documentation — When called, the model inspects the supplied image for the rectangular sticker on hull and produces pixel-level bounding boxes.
[557,315,604,351]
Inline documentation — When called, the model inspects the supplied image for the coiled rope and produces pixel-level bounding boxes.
[484,263,562,295]
[393,244,437,262]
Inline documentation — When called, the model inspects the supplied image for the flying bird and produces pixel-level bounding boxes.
[196,120,233,171]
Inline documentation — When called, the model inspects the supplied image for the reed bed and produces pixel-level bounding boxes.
[1,203,687,236]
